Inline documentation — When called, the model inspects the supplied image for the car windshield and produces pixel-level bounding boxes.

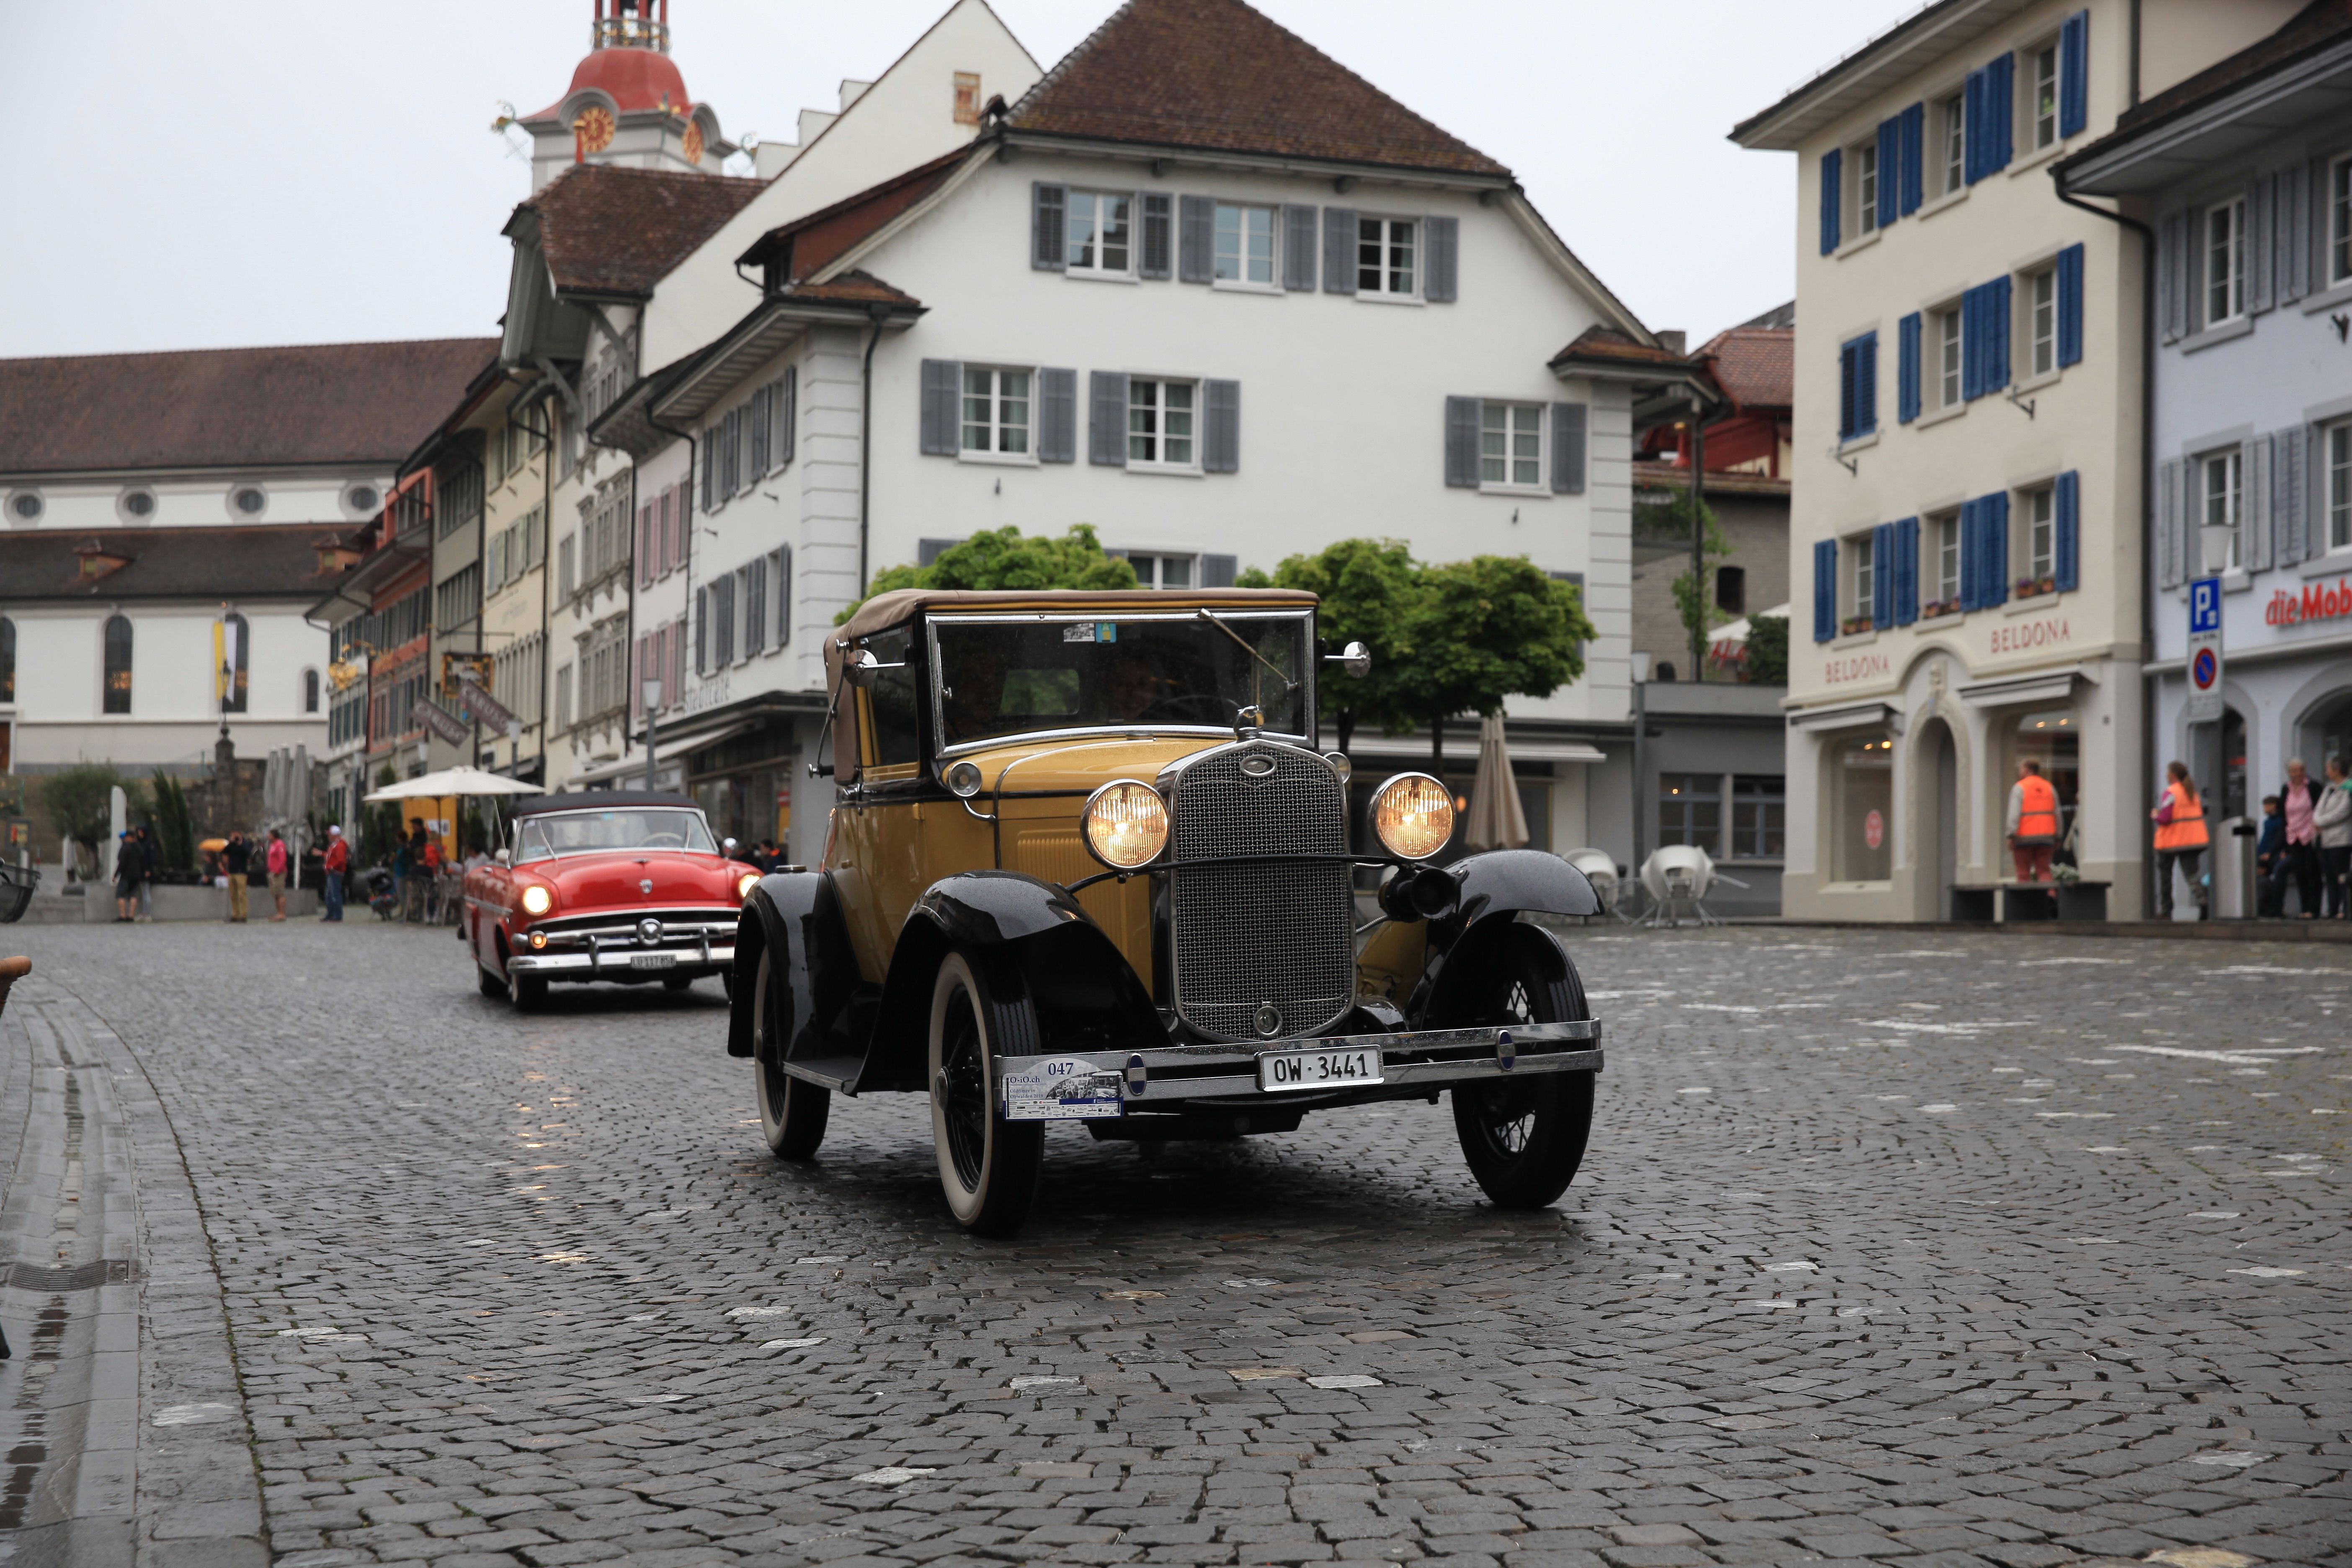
[513,809,717,863]
[929,611,1310,750]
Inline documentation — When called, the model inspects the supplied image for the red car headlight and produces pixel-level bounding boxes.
[735,871,760,902]
[519,884,554,917]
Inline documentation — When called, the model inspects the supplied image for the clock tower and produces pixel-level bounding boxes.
[515,0,735,192]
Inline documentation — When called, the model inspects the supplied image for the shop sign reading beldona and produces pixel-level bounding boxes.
[2266,578,2352,628]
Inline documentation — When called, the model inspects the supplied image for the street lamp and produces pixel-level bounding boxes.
[1630,652,1652,917]
[2198,523,2235,578]
[642,679,664,791]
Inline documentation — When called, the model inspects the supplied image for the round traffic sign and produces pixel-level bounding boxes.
[2192,646,2219,691]
[1864,809,1884,851]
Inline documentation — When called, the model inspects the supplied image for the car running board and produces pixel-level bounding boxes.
[779,1055,864,1095]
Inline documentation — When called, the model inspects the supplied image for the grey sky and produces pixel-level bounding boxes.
[0,0,1898,360]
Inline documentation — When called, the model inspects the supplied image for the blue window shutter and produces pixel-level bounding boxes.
[1323,207,1357,293]
[1897,313,1921,424]
[1202,379,1240,474]
[1838,342,1857,441]
[1964,67,1987,184]
[1813,539,1838,642]
[1983,491,2011,605]
[1550,402,1587,494]
[1424,216,1459,303]
[1894,516,1920,625]
[1872,522,1895,630]
[1987,275,2011,390]
[1820,148,1842,255]
[1444,396,1480,487]
[2057,242,2084,366]
[1876,118,1901,230]
[1032,183,1067,271]
[1281,204,1318,291]
[1139,193,1173,279]
[1177,196,1213,283]
[2059,11,2089,139]
[1857,332,1877,436]
[1957,499,1980,612]
[919,359,960,455]
[1988,53,2014,172]
[1898,103,1924,214]
[2054,471,2080,591]
[1037,368,1077,463]
[1088,371,1128,467]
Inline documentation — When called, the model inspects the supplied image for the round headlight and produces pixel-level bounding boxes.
[943,760,983,798]
[518,883,554,916]
[736,870,761,901]
[1082,780,1169,871]
[1371,773,1454,861]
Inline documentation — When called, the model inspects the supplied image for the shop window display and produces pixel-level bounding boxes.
[2012,709,2080,855]
[1834,731,1893,882]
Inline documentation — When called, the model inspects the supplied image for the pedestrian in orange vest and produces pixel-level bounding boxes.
[2006,760,2061,884]
[2151,760,2209,920]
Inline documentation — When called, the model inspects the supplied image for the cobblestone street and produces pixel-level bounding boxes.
[2,921,2346,1568]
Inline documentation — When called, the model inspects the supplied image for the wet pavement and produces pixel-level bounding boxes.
[0,919,2345,1568]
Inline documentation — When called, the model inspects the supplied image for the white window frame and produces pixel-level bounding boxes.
[2203,447,2244,571]
[1478,400,1546,493]
[1126,377,1199,471]
[2331,154,2352,287]
[1939,91,1966,197]
[2027,265,2057,378]
[2206,197,2246,327]
[1850,530,1876,624]
[1855,142,1880,236]
[2327,421,2351,554]
[1212,201,1278,290]
[1122,552,1199,590]
[957,365,1035,463]
[2022,483,2055,584]
[2028,37,2060,152]
[1356,215,1419,301]
[1065,189,1135,279]
[1932,510,1963,607]
[1935,304,1964,409]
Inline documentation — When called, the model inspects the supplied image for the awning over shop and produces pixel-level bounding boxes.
[1957,664,2099,709]
[568,718,761,786]
[1789,699,1902,734]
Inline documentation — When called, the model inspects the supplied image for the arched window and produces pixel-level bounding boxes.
[302,667,320,714]
[103,615,132,714]
[219,612,249,713]
[0,616,15,704]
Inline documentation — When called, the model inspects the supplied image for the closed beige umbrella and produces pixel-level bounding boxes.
[1464,714,1530,851]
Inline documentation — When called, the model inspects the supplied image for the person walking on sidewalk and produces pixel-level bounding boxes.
[223,832,251,922]
[2316,758,2352,919]
[321,825,348,922]
[112,829,141,922]
[134,825,158,922]
[265,828,290,922]
[2152,761,2209,920]
[2254,795,2289,918]
[2280,758,2324,918]
[2007,760,2061,884]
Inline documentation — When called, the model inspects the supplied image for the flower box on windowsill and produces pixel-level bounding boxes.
[2014,577,2058,600]
[1919,598,1963,621]
[1840,614,1876,637]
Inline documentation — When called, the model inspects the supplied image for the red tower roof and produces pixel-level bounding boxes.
[559,45,690,116]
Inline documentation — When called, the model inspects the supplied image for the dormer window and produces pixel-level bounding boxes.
[76,540,131,580]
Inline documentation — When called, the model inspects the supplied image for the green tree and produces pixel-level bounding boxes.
[150,770,197,871]
[41,764,144,861]
[1398,557,1595,769]
[1252,538,1425,759]
[1742,612,1789,686]
[1636,484,1731,679]
[841,525,1138,620]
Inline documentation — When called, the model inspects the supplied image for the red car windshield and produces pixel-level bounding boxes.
[514,809,717,864]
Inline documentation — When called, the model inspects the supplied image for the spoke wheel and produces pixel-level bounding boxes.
[1447,924,1595,1210]
[752,948,828,1160]
[927,949,1043,1237]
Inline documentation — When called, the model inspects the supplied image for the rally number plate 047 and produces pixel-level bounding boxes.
[1258,1046,1382,1093]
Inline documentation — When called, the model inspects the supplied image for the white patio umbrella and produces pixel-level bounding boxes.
[1463,714,1529,852]
[363,766,546,802]
[1706,601,1791,674]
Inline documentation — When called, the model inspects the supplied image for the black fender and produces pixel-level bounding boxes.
[727,870,859,1060]
[1404,850,1597,1028]
[858,871,1161,1094]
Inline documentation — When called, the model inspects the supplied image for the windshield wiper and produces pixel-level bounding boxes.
[1195,609,1299,694]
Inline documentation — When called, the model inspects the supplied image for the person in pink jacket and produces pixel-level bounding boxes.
[265,828,290,922]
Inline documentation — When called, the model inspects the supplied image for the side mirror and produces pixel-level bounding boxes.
[495,848,511,866]
[842,647,906,689]
[1326,640,1372,679]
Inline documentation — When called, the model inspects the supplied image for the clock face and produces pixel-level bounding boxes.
[681,121,704,164]
[575,106,616,155]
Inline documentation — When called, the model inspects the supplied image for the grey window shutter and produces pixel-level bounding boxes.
[919,359,960,455]
[2278,163,2311,303]
[1177,196,1214,283]
[2277,426,2309,565]
[2157,457,2185,589]
[1089,371,1129,466]
[1203,379,1240,474]
[2248,178,2275,316]
[2158,212,2184,343]
[1323,207,1357,294]
[1200,554,1238,588]
[1139,193,1173,279]
[1281,204,1318,292]
[774,368,795,469]
[2246,431,2272,573]
[1032,183,1067,271]
[1424,216,1459,303]
[1444,396,1480,488]
[1037,368,1077,463]
[1550,402,1587,494]
[918,537,960,567]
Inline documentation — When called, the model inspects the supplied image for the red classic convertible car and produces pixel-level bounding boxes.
[465,792,763,1008]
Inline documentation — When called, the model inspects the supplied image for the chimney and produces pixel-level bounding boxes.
[1656,330,1688,356]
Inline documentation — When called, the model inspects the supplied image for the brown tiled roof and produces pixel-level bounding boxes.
[2076,0,2352,154]
[1005,0,1509,178]
[738,149,967,279]
[785,272,922,307]
[520,164,766,298]
[1550,327,1687,368]
[1694,325,1793,414]
[0,525,349,601]
[0,338,497,477]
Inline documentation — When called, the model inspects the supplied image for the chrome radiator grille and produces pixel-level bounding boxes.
[1167,741,1355,1041]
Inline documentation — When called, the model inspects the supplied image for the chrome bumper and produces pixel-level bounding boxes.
[508,944,734,977]
[992,1020,1602,1114]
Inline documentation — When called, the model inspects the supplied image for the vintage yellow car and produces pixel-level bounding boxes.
[726,587,1604,1235]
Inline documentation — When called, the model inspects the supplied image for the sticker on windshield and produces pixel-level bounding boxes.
[1002,1057,1123,1120]
[1063,623,1096,643]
